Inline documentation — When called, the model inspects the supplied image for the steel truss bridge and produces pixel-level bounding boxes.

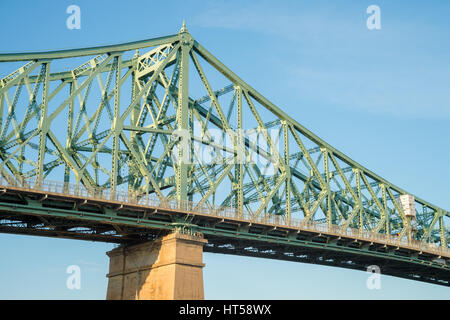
[0,24,448,287]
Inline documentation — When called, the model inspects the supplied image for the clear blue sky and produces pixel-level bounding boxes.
[0,0,449,299]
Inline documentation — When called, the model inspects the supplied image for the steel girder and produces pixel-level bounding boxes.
[0,187,447,286]
[0,25,448,254]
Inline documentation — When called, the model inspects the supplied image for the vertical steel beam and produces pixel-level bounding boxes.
[283,121,291,224]
[323,148,332,227]
[129,59,140,193]
[355,169,363,231]
[176,28,192,203]
[111,56,121,194]
[64,80,74,188]
[439,212,447,247]
[188,98,194,203]
[37,62,50,185]
[235,86,244,217]
[381,184,389,234]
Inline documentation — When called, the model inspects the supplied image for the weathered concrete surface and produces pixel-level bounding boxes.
[106,231,207,300]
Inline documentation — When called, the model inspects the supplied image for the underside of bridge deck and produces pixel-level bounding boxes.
[0,186,448,288]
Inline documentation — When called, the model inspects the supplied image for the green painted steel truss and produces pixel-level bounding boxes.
[0,24,448,252]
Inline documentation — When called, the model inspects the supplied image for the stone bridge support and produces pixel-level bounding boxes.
[106,231,207,300]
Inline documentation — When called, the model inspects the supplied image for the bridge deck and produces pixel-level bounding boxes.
[0,178,448,258]
[0,178,448,286]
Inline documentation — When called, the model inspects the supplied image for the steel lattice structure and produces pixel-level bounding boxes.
[0,24,448,285]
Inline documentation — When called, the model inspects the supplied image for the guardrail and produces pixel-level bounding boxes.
[0,176,448,258]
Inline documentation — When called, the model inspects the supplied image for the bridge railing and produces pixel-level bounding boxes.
[0,176,448,258]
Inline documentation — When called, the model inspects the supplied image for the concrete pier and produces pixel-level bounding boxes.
[106,231,207,300]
